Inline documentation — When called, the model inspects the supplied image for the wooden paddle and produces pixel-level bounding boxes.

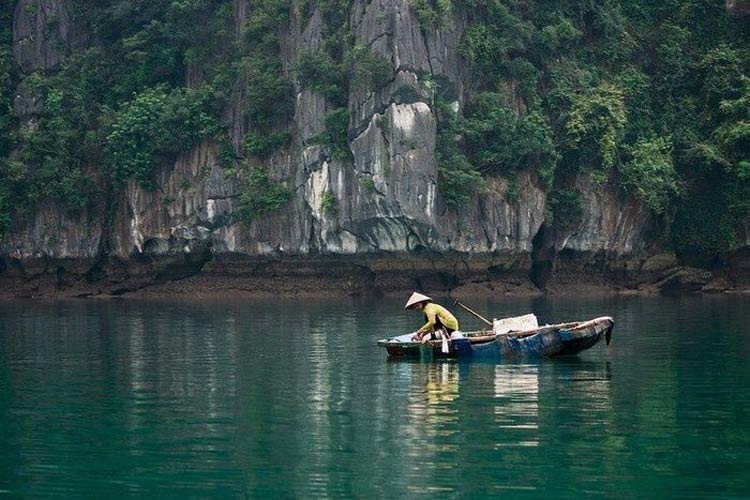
[453,299,493,327]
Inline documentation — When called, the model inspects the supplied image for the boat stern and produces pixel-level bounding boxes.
[592,316,615,345]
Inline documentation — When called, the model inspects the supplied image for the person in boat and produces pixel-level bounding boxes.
[404,292,459,343]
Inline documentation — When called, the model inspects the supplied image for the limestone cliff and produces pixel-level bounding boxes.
[1,0,747,298]
[727,0,750,17]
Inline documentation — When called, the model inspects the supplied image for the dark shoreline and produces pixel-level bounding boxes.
[1,251,748,299]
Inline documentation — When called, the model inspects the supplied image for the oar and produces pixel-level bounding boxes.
[453,299,493,327]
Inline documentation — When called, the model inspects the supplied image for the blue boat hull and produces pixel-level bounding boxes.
[379,317,614,361]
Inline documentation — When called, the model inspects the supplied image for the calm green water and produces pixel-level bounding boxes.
[1,295,749,498]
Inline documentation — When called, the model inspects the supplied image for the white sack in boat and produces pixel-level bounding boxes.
[493,314,538,335]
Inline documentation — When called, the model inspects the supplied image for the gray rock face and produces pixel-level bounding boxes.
[109,142,251,259]
[3,0,748,297]
[12,0,76,71]
[556,176,652,256]
[0,200,102,261]
[727,0,750,17]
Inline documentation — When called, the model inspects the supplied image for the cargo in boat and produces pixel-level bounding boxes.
[378,316,614,361]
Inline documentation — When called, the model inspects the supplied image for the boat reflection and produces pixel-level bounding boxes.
[493,364,540,447]
[406,363,461,432]
[387,357,614,496]
[396,358,613,448]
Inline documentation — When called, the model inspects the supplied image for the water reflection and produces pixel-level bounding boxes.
[493,364,539,446]
[406,364,461,452]
[1,296,749,498]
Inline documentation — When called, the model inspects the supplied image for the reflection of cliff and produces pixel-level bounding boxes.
[119,303,241,465]
[0,301,247,493]
[493,365,540,448]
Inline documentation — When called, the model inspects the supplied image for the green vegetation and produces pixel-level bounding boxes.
[106,85,221,188]
[238,165,290,222]
[0,0,748,261]
[0,0,14,160]
[564,83,627,181]
[321,108,351,160]
[462,92,557,188]
[435,100,487,206]
[0,0,240,231]
[0,161,22,234]
[321,189,338,217]
[0,0,299,231]
[345,45,392,94]
[546,189,583,232]
[411,0,453,27]
[242,0,294,127]
[293,43,392,99]
[429,0,750,256]
[292,48,343,102]
[0,0,18,234]
[242,131,291,158]
[620,137,681,215]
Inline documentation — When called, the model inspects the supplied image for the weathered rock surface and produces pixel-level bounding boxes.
[653,267,714,294]
[556,177,652,256]
[12,0,78,72]
[727,0,750,17]
[2,0,749,298]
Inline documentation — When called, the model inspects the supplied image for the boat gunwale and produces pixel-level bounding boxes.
[378,317,614,348]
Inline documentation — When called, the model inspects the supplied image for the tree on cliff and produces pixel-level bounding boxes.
[0,0,748,259]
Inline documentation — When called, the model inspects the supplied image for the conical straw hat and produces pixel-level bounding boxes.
[404,292,432,309]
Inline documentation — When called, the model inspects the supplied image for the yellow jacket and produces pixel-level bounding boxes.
[416,302,459,334]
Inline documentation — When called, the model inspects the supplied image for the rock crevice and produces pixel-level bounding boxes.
[2,0,749,297]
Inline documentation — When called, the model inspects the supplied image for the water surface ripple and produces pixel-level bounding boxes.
[1,295,749,498]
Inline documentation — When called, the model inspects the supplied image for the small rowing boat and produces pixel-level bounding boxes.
[378,316,614,361]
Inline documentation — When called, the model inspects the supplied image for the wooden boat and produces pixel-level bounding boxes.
[378,316,614,361]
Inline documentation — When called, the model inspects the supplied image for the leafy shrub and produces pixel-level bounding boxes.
[435,102,486,206]
[293,44,391,105]
[712,90,750,179]
[238,165,290,221]
[463,92,557,188]
[410,0,453,27]
[698,45,748,115]
[292,49,340,93]
[15,65,102,211]
[0,160,26,235]
[217,140,242,169]
[537,17,581,53]
[320,108,351,160]
[620,137,681,215]
[0,3,15,159]
[565,83,627,174]
[241,0,295,127]
[462,6,533,63]
[672,178,749,255]
[242,131,291,158]
[242,57,294,128]
[321,189,338,216]
[345,45,392,94]
[105,84,221,188]
[438,154,486,206]
[546,189,582,232]
[292,48,348,105]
